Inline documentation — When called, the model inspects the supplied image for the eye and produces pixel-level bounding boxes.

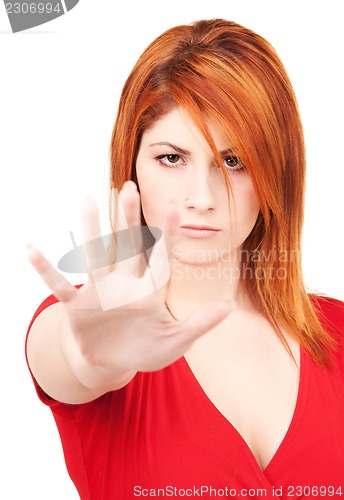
[165,154,180,164]
[223,155,245,173]
[156,154,184,168]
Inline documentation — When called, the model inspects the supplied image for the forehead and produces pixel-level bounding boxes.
[140,107,230,151]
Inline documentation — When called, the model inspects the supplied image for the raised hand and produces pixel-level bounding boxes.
[27,181,232,380]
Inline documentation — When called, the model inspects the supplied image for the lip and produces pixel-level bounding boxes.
[181,224,220,230]
[180,224,220,238]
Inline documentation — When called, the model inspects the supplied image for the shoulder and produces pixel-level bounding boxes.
[309,294,344,347]
[309,294,344,325]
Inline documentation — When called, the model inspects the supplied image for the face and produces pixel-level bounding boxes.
[135,107,260,265]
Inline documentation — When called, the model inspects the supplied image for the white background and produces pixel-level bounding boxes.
[1,0,343,498]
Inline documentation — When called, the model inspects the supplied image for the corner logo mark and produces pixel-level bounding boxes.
[4,0,79,33]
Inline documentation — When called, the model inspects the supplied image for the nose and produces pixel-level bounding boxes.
[184,169,216,213]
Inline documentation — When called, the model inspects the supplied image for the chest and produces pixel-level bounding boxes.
[72,336,344,497]
[184,314,301,471]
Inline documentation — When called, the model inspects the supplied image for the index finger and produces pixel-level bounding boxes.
[26,244,76,303]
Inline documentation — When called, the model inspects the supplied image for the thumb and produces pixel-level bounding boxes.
[180,300,234,343]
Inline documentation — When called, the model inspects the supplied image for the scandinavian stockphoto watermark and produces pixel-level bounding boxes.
[59,225,171,311]
[3,0,79,32]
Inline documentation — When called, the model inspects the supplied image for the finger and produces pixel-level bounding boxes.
[26,244,76,303]
[177,300,234,344]
[143,201,180,291]
[115,182,144,277]
[81,195,108,279]
[116,182,131,232]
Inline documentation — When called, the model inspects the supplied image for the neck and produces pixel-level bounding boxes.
[165,251,251,321]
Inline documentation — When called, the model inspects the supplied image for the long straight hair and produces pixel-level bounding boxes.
[109,18,337,366]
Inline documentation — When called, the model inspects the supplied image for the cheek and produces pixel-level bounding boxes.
[230,177,260,227]
[136,163,171,227]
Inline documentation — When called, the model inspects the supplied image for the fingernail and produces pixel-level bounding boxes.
[123,180,137,190]
[26,244,37,258]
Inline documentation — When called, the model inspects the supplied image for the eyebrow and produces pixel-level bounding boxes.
[149,142,191,155]
[149,141,236,156]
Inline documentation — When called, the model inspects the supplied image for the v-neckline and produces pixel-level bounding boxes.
[180,345,308,476]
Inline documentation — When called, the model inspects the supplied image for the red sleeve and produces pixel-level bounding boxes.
[310,294,344,338]
[309,294,344,368]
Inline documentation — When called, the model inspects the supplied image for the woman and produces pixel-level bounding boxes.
[26,18,344,499]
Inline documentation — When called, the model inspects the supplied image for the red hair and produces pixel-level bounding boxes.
[109,18,338,365]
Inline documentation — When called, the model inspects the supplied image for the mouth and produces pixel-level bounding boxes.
[180,224,220,238]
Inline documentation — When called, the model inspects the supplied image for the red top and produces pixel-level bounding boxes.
[26,294,344,499]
